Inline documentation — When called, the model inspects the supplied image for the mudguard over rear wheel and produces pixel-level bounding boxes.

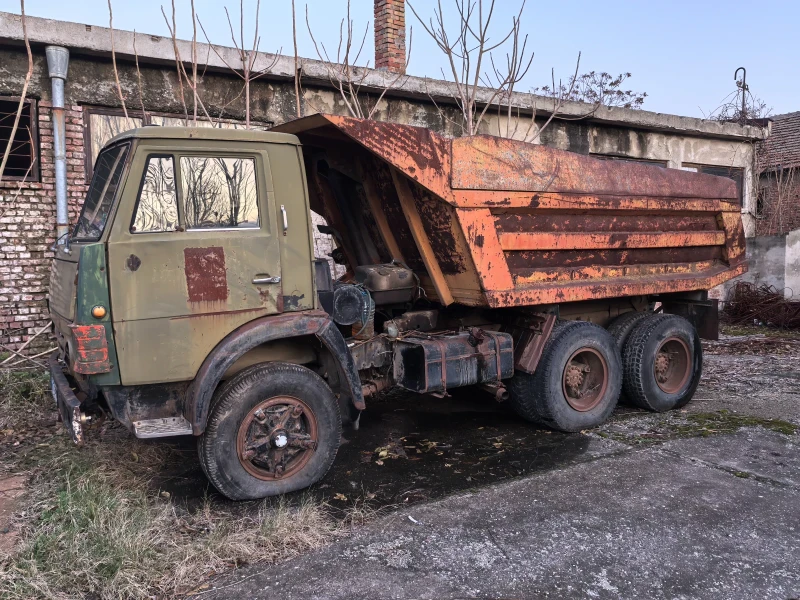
[198,362,341,500]
[508,320,622,432]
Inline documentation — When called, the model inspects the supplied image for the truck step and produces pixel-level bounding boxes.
[132,417,193,439]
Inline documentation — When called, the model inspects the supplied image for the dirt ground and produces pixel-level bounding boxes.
[1,325,798,598]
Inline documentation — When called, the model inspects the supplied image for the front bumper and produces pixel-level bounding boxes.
[49,351,84,445]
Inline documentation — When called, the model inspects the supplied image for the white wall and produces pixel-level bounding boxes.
[785,228,800,298]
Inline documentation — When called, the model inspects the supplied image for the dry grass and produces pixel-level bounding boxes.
[0,370,375,599]
[0,370,51,431]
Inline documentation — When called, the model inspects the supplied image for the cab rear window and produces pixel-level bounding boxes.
[74,143,130,241]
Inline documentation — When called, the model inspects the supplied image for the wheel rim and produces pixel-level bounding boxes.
[236,396,318,481]
[654,337,691,394]
[562,347,609,412]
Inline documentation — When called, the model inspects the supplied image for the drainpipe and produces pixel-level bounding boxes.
[45,46,70,245]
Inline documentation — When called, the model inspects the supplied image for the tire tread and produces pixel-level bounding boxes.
[198,362,341,500]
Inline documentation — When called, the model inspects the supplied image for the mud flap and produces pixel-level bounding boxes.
[49,352,84,445]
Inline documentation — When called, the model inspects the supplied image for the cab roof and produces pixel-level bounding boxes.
[107,125,301,146]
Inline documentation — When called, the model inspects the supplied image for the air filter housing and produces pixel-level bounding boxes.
[332,285,370,326]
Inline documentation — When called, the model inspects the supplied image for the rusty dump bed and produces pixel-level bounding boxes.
[274,114,747,308]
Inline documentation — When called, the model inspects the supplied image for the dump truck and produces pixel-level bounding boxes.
[48,114,747,500]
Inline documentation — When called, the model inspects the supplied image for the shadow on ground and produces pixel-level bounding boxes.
[153,388,601,512]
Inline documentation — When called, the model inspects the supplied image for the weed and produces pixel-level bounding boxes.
[681,412,797,437]
[0,370,51,431]
[0,370,374,599]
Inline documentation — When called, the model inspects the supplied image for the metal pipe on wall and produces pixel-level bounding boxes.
[45,46,70,245]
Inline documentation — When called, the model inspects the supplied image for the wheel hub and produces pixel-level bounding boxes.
[272,430,289,448]
[565,364,587,392]
[236,396,318,481]
[562,348,609,412]
[653,337,691,394]
[655,353,671,382]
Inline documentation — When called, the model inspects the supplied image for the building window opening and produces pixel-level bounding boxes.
[0,98,38,181]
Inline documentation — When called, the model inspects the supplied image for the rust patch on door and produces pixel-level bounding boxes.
[184,247,228,302]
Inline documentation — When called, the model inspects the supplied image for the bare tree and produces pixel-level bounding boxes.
[534,71,647,110]
[0,0,33,183]
[491,53,583,143]
[306,0,412,120]
[407,0,529,136]
[161,1,216,126]
[107,0,129,119]
[191,0,199,122]
[292,0,302,118]
[132,30,148,120]
[197,1,279,128]
[162,1,189,124]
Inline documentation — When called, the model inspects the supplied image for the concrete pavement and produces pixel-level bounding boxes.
[205,428,800,600]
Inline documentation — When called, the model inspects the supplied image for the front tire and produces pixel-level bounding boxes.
[198,362,341,500]
[508,320,622,432]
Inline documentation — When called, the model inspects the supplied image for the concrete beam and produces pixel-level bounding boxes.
[0,10,769,141]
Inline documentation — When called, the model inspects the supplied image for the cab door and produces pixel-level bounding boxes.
[107,141,282,385]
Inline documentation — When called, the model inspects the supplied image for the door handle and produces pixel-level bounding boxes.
[280,205,288,236]
[252,276,281,284]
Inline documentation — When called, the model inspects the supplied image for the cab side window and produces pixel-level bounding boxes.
[180,156,259,230]
[132,156,178,233]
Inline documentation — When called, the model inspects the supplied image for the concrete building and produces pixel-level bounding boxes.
[0,2,769,351]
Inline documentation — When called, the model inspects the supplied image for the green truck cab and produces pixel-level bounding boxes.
[49,116,745,500]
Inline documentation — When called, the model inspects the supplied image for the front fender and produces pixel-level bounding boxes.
[185,310,364,435]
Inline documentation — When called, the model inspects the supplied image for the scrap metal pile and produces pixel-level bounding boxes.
[723,281,800,329]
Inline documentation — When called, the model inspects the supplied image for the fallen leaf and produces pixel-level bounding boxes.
[333,493,347,501]
[375,460,384,466]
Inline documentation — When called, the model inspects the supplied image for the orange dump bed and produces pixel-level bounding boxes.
[274,114,747,308]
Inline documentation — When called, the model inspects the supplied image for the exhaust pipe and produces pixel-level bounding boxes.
[45,46,70,245]
[481,382,509,403]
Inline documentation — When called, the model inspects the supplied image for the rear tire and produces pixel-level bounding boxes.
[622,314,702,412]
[607,311,651,404]
[508,320,622,432]
[198,362,341,500]
[607,311,650,351]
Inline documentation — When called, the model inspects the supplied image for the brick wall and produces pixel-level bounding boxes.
[0,102,87,353]
[374,0,406,74]
[756,169,800,236]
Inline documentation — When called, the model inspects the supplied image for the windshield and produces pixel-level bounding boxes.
[73,143,130,241]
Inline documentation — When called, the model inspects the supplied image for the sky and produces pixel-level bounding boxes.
[6,0,798,119]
